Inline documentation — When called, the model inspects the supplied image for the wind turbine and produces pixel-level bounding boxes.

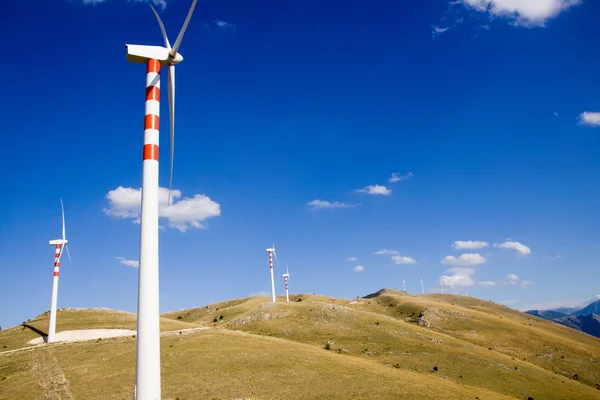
[420,277,424,295]
[47,199,71,343]
[402,279,406,292]
[266,243,279,303]
[125,1,198,398]
[440,281,444,294]
[282,264,290,303]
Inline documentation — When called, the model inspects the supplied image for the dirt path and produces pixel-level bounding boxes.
[31,347,74,400]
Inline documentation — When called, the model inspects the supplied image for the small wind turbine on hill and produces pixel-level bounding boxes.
[265,243,279,302]
[421,277,424,295]
[440,281,444,294]
[124,1,198,398]
[402,280,406,292]
[47,199,72,344]
[282,264,290,303]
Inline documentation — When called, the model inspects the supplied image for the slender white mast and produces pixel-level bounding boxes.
[283,264,290,303]
[266,246,277,302]
[420,277,424,295]
[402,279,406,292]
[125,2,199,398]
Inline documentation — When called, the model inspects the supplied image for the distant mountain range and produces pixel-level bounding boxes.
[526,299,600,338]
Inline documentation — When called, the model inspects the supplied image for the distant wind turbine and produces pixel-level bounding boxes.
[421,277,424,295]
[440,281,444,294]
[266,243,279,302]
[47,199,72,344]
[124,1,198,398]
[402,279,406,292]
[282,264,290,303]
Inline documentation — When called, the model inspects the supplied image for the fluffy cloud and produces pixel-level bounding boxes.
[578,112,600,127]
[307,200,359,210]
[249,291,271,297]
[441,253,487,266]
[374,249,400,255]
[80,0,169,9]
[354,265,365,272]
[520,280,533,288]
[347,257,358,261]
[507,273,520,284]
[389,172,414,183]
[103,186,221,232]
[392,255,417,265]
[356,185,392,196]
[214,20,236,31]
[453,240,490,250]
[494,241,531,256]
[115,257,139,268]
[440,267,476,287]
[478,280,497,287]
[459,0,581,27]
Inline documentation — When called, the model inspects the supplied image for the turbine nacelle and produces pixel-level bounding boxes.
[266,248,275,253]
[282,273,289,277]
[49,239,68,245]
[125,45,184,66]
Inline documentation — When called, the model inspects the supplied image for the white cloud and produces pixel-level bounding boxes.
[307,199,359,210]
[389,172,414,183]
[432,25,452,38]
[494,240,531,256]
[553,112,559,117]
[546,254,562,260]
[392,255,417,265]
[115,257,139,268]
[507,273,520,284]
[459,0,581,27]
[249,291,271,297]
[347,257,358,261]
[103,186,221,232]
[356,185,392,196]
[214,20,236,31]
[578,112,600,127]
[440,267,476,287]
[441,253,487,266]
[453,240,490,250]
[478,280,497,287]
[374,249,400,255]
[520,280,533,288]
[354,265,365,272]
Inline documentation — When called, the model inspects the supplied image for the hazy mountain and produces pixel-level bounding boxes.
[525,310,568,320]
[526,298,600,339]
[572,299,600,317]
[554,314,600,338]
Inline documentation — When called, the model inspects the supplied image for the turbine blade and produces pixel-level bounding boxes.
[65,244,72,264]
[59,198,66,259]
[168,64,175,206]
[273,250,279,266]
[150,5,172,50]
[170,0,198,57]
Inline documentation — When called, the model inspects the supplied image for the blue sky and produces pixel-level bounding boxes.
[1,0,599,329]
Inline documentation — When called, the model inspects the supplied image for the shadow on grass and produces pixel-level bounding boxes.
[22,324,48,342]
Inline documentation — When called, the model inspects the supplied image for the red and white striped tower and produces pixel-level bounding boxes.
[136,58,162,399]
[47,243,62,343]
[282,273,289,303]
[266,247,276,302]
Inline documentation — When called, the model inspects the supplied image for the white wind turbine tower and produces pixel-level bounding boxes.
[266,243,279,303]
[47,199,72,343]
[402,279,406,292]
[282,264,290,303]
[125,1,198,398]
[420,277,424,295]
[440,281,444,294]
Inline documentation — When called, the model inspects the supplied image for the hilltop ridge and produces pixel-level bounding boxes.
[2,290,600,399]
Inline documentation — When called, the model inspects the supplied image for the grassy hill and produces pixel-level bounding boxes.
[2,290,600,399]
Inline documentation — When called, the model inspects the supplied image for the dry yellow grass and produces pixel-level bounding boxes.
[0,308,197,352]
[2,290,600,399]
